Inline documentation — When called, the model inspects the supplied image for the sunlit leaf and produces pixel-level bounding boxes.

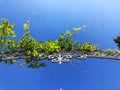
[23,23,29,30]
[73,27,82,32]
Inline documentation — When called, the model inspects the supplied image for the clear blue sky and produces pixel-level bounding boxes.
[0,0,120,90]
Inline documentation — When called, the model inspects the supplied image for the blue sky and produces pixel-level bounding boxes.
[0,0,120,90]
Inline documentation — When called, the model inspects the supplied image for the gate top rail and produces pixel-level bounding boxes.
[1,50,120,64]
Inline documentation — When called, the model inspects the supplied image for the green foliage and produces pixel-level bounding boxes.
[58,27,89,51]
[0,19,15,37]
[19,59,46,69]
[78,42,98,52]
[4,60,17,65]
[72,41,79,50]
[0,19,16,53]
[59,30,73,51]
[44,40,60,54]
[17,30,43,58]
[27,60,46,68]
[114,36,120,48]
[23,20,30,30]
[0,19,99,68]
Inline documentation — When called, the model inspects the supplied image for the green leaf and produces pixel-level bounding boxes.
[23,23,29,30]
[66,30,71,35]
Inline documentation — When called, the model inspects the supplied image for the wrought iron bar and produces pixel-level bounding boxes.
[1,50,120,64]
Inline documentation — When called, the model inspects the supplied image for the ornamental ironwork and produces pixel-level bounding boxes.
[48,54,72,64]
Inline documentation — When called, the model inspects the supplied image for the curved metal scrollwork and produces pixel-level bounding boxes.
[48,54,72,64]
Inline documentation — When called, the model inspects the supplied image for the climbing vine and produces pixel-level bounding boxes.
[0,18,119,68]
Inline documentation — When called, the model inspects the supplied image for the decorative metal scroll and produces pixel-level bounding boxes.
[48,51,88,64]
[48,54,72,64]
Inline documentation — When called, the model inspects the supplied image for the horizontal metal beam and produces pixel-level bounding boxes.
[0,50,120,64]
